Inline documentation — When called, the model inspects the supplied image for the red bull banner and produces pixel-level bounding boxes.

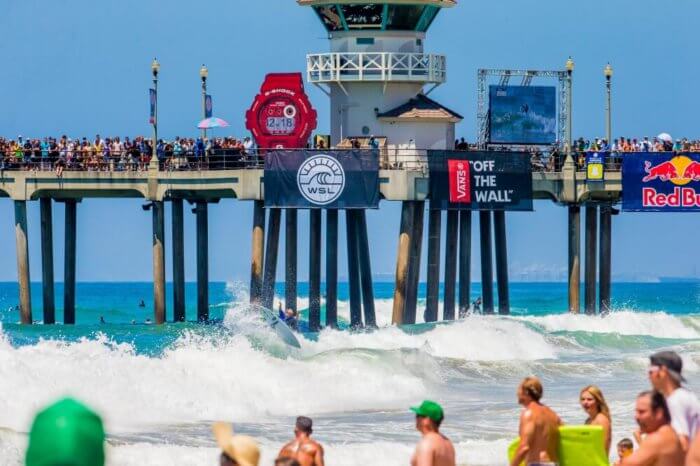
[622,153,700,211]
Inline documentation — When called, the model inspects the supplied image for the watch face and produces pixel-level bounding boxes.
[259,98,298,136]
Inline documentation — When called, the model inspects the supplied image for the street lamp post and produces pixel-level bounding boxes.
[565,57,574,164]
[604,63,613,145]
[150,58,160,171]
[200,64,208,140]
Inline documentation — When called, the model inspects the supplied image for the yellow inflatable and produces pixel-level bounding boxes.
[508,425,609,466]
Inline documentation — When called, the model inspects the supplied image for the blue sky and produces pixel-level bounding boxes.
[0,0,698,282]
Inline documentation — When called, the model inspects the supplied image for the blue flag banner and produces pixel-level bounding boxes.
[622,152,700,211]
[264,150,380,209]
[149,89,156,125]
[205,94,213,118]
[586,152,606,181]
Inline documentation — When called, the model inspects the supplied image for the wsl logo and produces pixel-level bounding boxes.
[297,154,345,205]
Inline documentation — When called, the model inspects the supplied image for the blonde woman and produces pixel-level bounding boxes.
[580,385,612,455]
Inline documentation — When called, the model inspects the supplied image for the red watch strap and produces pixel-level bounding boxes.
[260,73,304,92]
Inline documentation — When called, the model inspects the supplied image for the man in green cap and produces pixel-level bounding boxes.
[25,397,105,466]
[410,400,455,466]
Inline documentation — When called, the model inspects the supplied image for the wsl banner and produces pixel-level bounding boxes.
[622,153,700,211]
[428,151,533,211]
[264,150,380,209]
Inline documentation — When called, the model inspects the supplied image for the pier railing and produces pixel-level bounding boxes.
[307,52,447,84]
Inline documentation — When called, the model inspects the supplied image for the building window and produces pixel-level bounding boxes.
[386,5,426,30]
[313,5,343,31]
[416,38,423,46]
[356,37,375,45]
[341,4,383,29]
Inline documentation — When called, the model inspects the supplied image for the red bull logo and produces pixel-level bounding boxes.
[641,155,700,208]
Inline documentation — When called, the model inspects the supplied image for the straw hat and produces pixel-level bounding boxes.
[212,422,260,466]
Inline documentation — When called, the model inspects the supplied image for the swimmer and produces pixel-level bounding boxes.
[410,400,455,466]
[612,438,633,466]
[510,377,562,466]
[99,316,106,324]
[138,300,145,308]
[278,416,324,466]
[580,385,612,455]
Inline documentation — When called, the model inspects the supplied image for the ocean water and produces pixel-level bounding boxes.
[1,281,700,466]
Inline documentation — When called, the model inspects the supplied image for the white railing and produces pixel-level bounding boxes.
[307,52,446,84]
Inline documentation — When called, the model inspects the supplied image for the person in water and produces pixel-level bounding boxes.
[279,304,299,331]
[212,422,260,466]
[410,400,455,466]
[472,297,482,313]
[580,385,612,455]
[99,316,106,324]
[138,300,145,308]
[613,438,633,466]
[623,391,684,466]
[510,376,562,466]
[277,416,325,466]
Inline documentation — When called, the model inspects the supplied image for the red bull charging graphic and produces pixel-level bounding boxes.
[623,153,700,211]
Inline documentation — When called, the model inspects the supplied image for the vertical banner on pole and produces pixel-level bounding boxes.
[149,89,157,125]
[205,95,213,118]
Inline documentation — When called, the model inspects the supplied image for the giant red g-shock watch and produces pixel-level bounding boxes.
[245,73,318,150]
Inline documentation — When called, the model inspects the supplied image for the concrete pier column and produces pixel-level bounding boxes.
[40,198,55,324]
[285,209,298,314]
[584,205,598,315]
[309,209,322,331]
[195,201,209,322]
[356,210,376,328]
[262,208,281,310]
[458,211,472,317]
[15,201,32,324]
[152,201,166,324]
[63,200,77,324]
[425,207,442,323]
[443,210,459,320]
[494,211,510,315]
[568,205,581,314]
[392,202,412,325]
[172,199,185,322]
[346,210,363,328]
[404,201,425,324]
[249,201,265,304]
[325,209,338,328]
[599,205,612,314]
[479,211,494,314]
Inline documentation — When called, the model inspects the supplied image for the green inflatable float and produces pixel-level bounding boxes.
[508,425,609,466]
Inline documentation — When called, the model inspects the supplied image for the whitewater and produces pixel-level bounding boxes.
[1,282,700,465]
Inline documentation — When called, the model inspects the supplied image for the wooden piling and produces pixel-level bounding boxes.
[392,202,413,325]
[250,201,265,304]
[346,210,363,327]
[568,205,581,314]
[285,209,298,314]
[425,207,442,323]
[356,210,376,328]
[63,200,77,325]
[262,208,281,310]
[584,205,598,315]
[599,205,612,314]
[458,211,472,317]
[325,209,338,328]
[171,198,186,322]
[443,210,458,320]
[152,201,166,324]
[404,201,425,324]
[40,198,55,324]
[493,211,510,315]
[309,210,322,331]
[15,200,32,324]
[196,201,209,322]
[479,211,494,314]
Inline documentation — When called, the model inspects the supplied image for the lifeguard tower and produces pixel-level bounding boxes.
[301,0,462,159]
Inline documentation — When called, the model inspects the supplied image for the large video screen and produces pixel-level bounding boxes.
[489,85,557,145]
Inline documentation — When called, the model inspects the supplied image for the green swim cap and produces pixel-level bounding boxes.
[25,398,105,466]
[410,400,444,422]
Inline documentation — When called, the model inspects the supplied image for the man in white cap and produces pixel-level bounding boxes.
[212,422,260,466]
[648,350,700,452]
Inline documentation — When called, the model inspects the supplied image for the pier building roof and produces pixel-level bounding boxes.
[377,94,463,123]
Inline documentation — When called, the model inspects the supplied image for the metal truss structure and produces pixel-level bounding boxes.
[477,69,570,149]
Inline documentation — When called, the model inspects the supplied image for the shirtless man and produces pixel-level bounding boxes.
[510,377,562,466]
[278,416,324,466]
[410,400,456,466]
[622,391,684,466]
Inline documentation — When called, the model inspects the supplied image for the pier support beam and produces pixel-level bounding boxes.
[325,210,338,328]
[346,210,362,328]
[172,199,186,322]
[152,201,166,324]
[479,211,494,314]
[262,208,281,311]
[356,210,376,328]
[404,201,425,324]
[15,201,32,324]
[568,205,581,314]
[599,205,612,314]
[249,201,265,304]
[309,210,322,331]
[285,209,298,314]
[443,210,458,320]
[494,211,510,315]
[584,205,598,315]
[195,201,209,322]
[40,198,55,324]
[425,207,442,323]
[458,211,472,317]
[64,200,77,325]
